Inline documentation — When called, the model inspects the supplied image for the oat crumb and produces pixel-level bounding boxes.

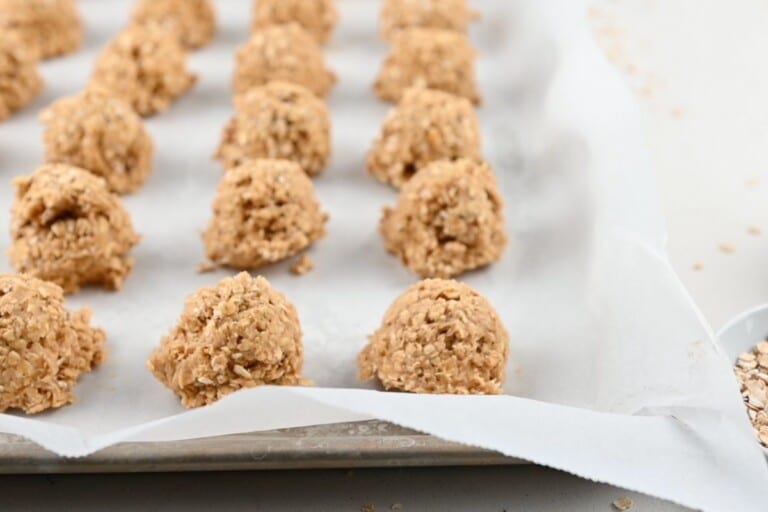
[290,254,314,276]
[361,504,375,512]
[748,225,762,236]
[670,106,684,118]
[196,261,216,273]
[612,497,634,511]
[746,177,761,188]
[718,242,735,254]
[692,262,703,271]
[391,504,403,511]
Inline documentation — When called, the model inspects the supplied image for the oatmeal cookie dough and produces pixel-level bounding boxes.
[148,272,306,408]
[0,0,82,60]
[131,0,216,50]
[0,31,43,122]
[380,0,476,40]
[8,164,140,294]
[233,24,335,98]
[89,26,197,117]
[203,159,328,270]
[39,89,154,194]
[216,81,331,176]
[0,273,106,414]
[368,87,481,188]
[374,28,480,104]
[359,278,509,394]
[381,159,506,278]
[252,0,338,45]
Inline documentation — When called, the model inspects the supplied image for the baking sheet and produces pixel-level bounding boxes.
[0,1,766,510]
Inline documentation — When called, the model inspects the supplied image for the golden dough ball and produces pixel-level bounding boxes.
[9,164,140,294]
[0,31,43,121]
[380,0,476,40]
[374,28,480,104]
[359,278,509,394]
[252,0,338,44]
[380,159,506,278]
[39,89,154,194]
[90,26,197,117]
[131,0,216,50]
[0,273,106,414]
[0,0,82,59]
[203,159,328,270]
[148,272,306,408]
[233,24,335,98]
[216,81,331,177]
[367,87,481,188]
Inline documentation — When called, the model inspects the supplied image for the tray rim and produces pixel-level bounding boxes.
[0,420,523,474]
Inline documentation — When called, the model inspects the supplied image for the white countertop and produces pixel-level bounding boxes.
[0,1,762,510]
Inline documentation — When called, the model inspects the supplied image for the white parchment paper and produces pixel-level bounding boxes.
[0,1,766,510]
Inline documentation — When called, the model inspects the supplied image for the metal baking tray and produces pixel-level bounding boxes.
[0,421,520,473]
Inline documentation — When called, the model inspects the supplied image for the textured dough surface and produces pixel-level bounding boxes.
[380,0,476,40]
[380,159,506,278]
[233,24,335,97]
[216,81,331,176]
[148,272,306,408]
[0,31,43,121]
[0,0,82,59]
[359,278,509,394]
[131,0,216,50]
[203,159,328,269]
[40,89,154,194]
[368,87,481,188]
[8,164,140,294]
[252,0,338,44]
[374,28,480,104]
[90,26,197,117]
[0,274,105,414]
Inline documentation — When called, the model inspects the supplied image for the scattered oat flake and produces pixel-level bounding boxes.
[748,225,762,235]
[290,254,314,276]
[197,261,216,273]
[692,262,703,271]
[718,242,736,254]
[361,504,375,512]
[391,504,403,511]
[746,177,761,187]
[612,497,634,511]
[670,107,684,118]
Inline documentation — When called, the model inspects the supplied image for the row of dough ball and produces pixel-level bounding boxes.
[0,271,508,412]
[2,0,480,128]
[6,150,504,295]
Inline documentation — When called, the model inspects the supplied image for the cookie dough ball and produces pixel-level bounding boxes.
[216,81,331,176]
[148,272,306,408]
[0,0,82,60]
[368,87,481,188]
[359,278,509,394]
[131,0,216,50]
[39,89,154,194]
[381,159,506,278]
[374,28,480,104]
[252,0,338,45]
[0,32,43,121]
[0,274,106,413]
[233,24,335,98]
[380,0,476,40]
[90,26,197,117]
[8,164,140,294]
[203,159,328,269]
